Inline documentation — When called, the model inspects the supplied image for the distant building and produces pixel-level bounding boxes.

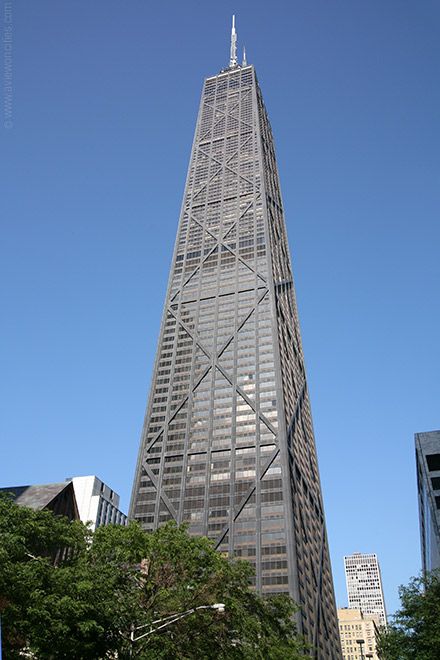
[70,475,127,531]
[1,476,127,532]
[0,481,79,521]
[415,430,440,573]
[338,608,380,660]
[344,553,387,626]
[0,481,80,564]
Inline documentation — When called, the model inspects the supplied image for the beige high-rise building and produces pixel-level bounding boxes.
[338,608,380,660]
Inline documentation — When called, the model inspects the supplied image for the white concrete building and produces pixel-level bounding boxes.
[344,553,387,626]
[69,476,127,531]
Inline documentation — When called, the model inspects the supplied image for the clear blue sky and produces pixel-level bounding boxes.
[1,0,439,616]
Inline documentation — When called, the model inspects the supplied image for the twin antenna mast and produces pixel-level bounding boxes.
[229,15,246,68]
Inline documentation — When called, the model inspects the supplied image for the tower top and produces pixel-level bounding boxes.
[229,15,238,68]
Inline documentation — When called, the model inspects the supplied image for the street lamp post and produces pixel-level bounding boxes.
[129,603,226,655]
[356,638,365,660]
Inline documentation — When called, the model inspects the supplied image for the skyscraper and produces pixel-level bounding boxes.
[415,430,440,573]
[344,553,387,626]
[131,19,341,657]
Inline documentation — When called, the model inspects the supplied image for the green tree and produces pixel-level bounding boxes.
[0,492,88,656]
[377,570,440,660]
[0,495,308,659]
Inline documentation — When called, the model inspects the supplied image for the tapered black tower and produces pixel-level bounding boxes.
[131,20,341,658]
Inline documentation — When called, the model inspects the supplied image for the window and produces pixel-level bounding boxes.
[426,453,440,471]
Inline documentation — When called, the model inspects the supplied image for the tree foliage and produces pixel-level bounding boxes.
[0,495,307,659]
[377,570,440,660]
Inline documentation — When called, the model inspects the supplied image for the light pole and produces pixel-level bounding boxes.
[129,603,225,655]
[356,638,365,660]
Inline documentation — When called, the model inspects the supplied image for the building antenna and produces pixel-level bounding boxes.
[242,46,247,66]
[229,15,238,68]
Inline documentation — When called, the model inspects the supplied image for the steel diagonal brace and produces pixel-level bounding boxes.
[196,145,222,167]
[220,200,266,259]
[198,106,234,143]
[222,161,257,190]
[198,114,225,143]
[298,504,309,545]
[216,297,262,358]
[214,290,278,436]
[219,99,255,132]
[217,364,278,437]
[184,212,267,282]
[286,380,307,441]
[202,133,253,166]
[317,541,332,644]
[144,364,212,454]
[187,214,219,243]
[197,134,253,175]
[218,238,266,281]
[167,308,212,361]
[214,447,280,548]
[200,98,238,121]
[141,460,179,521]
[308,525,321,591]
[218,147,261,191]
[199,100,217,113]
[214,99,240,121]
[192,166,223,202]
[160,293,270,449]
[174,314,202,345]
[155,291,268,453]
[287,396,325,522]
[191,158,259,209]
[215,285,266,352]
[204,86,251,111]
[171,199,265,303]
[220,199,254,240]
[312,523,327,650]
[185,202,248,253]
[219,219,267,284]
[198,101,254,143]
[148,289,272,456]
[170,242,219,303]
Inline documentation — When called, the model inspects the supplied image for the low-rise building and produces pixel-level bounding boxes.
[338,608,380,660]
[0,481,79,520]
[70,475,127,531]
[1,476,127,532]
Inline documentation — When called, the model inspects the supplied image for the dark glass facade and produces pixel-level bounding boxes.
[415,430,440,574]
[131,63,341,658]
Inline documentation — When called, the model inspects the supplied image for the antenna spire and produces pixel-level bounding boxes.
[229,15,238,68]
[242,46,247,66]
